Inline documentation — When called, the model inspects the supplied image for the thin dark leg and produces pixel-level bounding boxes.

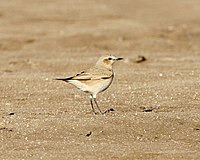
[94,98,103,114]
[90,98,96,114]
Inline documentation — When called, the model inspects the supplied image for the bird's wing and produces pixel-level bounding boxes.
[70,71,92,80]
[71,68,113,80]
[55,67,113,82]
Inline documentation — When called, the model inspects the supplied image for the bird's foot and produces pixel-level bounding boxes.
[93,111,100,115]
[103,108,115,114]
[93,108,115,115]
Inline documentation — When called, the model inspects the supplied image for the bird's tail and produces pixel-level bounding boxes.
[54,77,73,82]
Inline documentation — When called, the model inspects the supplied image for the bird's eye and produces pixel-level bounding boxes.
[108,58,112,60]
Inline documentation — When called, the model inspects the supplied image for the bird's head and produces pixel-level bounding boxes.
[96,55,123,69]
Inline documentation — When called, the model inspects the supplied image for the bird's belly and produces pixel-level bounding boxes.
[67,77,113,95]
[89,78,113,94]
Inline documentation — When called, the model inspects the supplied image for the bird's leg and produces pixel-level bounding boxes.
[93,98,103,114]
[90,99,96,114]
[90,95,97,114]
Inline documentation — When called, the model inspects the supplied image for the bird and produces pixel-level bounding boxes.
[55,55,123,114]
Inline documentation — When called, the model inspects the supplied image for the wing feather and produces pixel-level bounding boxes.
[55,67,113,82]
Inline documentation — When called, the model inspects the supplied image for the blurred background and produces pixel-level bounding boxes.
[1,0,200,57]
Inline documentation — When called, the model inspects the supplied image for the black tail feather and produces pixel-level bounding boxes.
[54,77,73,81]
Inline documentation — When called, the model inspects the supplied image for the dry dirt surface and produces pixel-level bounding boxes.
[1,0,200,159]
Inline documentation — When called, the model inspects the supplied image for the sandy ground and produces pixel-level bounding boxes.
[0,0,200,159]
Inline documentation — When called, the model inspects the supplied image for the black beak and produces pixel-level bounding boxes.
[117,57,123,61]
